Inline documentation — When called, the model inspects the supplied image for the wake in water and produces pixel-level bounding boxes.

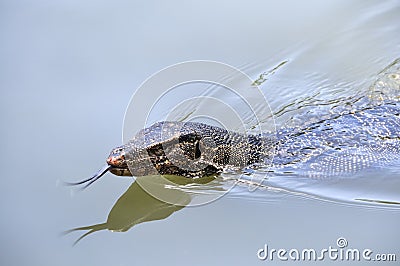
[234,58,400,206]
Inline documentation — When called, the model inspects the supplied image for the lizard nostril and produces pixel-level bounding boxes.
[107,154,126,167]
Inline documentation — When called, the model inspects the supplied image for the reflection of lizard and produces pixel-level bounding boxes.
[67,175,214,245]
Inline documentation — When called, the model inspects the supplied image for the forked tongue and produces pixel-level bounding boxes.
[65,164,111,189]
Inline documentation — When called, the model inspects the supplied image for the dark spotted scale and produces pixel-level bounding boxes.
[69,59,400,187]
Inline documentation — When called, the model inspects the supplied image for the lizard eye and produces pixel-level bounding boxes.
[194,140,201,159]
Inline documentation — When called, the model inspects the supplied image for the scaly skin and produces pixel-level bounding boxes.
[70,59,400,188]
[105,102,399,179]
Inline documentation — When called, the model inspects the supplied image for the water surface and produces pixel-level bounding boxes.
[1,1,399,265]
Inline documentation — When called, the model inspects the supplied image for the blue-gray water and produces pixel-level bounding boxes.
[1,1,399,265]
